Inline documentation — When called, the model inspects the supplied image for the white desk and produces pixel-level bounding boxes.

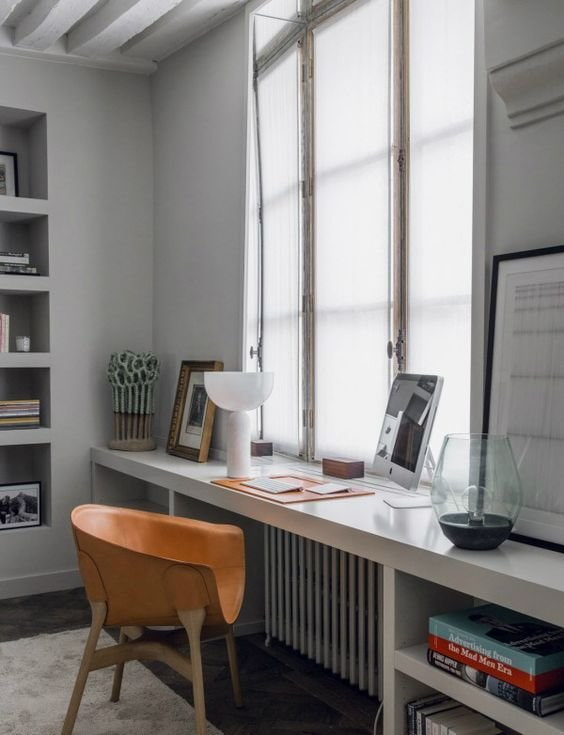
[91,446,564,735]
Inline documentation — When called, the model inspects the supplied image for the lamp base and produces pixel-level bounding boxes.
[226,410,251,478]
[439,513,513,550]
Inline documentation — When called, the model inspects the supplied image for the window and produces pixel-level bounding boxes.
[245,0,475,463]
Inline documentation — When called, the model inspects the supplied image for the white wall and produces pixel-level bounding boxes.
[484,2,564,260]
[151,12,264,628]
[0,55,153,597]
[151,12,248,448]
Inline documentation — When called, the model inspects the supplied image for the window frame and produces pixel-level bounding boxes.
[246,0,472,462]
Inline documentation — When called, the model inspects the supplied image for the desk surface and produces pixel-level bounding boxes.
[91,446,564,627]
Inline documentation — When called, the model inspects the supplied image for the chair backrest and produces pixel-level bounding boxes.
[71,504,245,628]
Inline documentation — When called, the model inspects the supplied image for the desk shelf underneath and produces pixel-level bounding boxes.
[395,644,564,735]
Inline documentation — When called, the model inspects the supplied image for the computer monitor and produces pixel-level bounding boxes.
[372,373,443,491]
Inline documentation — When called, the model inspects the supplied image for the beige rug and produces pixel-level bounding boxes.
[0,627,223,735]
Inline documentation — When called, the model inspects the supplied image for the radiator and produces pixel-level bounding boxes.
[264,526,378,695]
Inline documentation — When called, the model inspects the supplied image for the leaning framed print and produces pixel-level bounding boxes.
[484,245,564,548]
[0,482,40,530]
[0,151,18,196]
[167,360,223,462]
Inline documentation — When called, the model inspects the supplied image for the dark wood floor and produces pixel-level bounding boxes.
[0,587,379,735]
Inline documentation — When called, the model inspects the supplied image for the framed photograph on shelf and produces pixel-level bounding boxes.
[484,244,564,548]
[0,482,40,530]
[167,360,223,462]
[0,152,18,196]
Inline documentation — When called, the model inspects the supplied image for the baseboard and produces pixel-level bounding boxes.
[0,568,82,600]
[233,618,265,637]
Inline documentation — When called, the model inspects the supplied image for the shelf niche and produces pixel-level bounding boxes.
[0,215,48,276]
[0,107,47,200]
[0,367,50,428]
[0,443,51,526]
[0,291,49,352]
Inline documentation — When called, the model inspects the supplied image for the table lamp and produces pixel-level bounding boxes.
[204,371,274,478]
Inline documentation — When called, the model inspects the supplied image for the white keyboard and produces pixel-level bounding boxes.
[241,477,303,494]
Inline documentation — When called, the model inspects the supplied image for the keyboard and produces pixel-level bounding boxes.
[241,477,303,494]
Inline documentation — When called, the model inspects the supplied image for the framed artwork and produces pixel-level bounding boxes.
[0,482,40,530]
[484,245,564,548]
[167,360,223,462]
[0,152,18,196]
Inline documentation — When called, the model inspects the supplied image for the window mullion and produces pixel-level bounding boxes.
[299,30,315,461]
[390,0,409,373]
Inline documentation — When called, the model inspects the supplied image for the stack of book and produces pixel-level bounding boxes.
[428,603,564,717]
[0,313,9,352]
[0,399,40,428]
[0,251,38,276]
[406,694,502,734]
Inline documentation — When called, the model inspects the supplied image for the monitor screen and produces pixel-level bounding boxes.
[372,373,443,491]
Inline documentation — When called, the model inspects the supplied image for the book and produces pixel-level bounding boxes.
[0,313,9,352]
[429,603,564,693]
[0,264,38,275]
[407,694,450,735]
[0,251,30,265]
[428,648,564,716]
[426,705,468,735]
[417,698,458,735]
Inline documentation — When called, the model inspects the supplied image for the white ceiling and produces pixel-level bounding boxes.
[0,0,248,73]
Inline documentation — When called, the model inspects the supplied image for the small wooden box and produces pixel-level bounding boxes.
[251,439,273,457]
[322,457,364,480]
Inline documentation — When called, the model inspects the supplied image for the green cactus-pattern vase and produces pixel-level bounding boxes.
[107,350,160,451]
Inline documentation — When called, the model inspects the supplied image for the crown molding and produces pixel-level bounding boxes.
[489,39,564,128]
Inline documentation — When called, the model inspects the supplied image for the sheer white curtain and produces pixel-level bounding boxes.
[257,48,302,455]
[408,0,474,458]
[313,0,391,462]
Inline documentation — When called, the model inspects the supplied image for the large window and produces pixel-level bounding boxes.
[245,0,475,463]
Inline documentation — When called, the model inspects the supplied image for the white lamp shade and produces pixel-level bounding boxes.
[204,371,274,412]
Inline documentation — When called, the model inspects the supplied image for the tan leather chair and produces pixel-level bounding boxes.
[62,504,245,735]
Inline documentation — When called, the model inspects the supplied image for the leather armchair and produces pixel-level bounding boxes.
[62,504,245,735]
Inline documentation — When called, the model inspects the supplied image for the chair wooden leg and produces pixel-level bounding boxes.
[225,628,243,708]
[61,601,106,735]
[110,628,128,702]
[179,608,207,735]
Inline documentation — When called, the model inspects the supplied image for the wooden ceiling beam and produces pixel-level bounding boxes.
[0,0,25,26]
[14,0,101,51]
[122,0,246,61]
[67,0,185,57]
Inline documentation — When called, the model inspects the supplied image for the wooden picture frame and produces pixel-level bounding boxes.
[167,360,223,462]
[0,151,18,196]
[0,481,40,529]
[484,244,564,549]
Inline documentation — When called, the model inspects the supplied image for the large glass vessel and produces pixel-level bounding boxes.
[431,434,522,550]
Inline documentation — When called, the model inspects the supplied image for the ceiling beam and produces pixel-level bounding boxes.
[14,0,101,51]
[122,0,246,62]
[67,0,185,57]
[0,23,156,72]
[0,0,25,25]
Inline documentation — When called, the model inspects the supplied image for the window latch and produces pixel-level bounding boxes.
[387,330,405,371]
[249,339,263,369]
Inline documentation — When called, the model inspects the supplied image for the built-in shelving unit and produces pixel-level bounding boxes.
[0,104,50,527]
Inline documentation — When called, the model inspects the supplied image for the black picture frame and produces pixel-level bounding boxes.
[484,244,564,549]
[0,481,41,530]
[0,151,19,197]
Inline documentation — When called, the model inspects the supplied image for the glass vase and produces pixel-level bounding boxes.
[431,434,522,550]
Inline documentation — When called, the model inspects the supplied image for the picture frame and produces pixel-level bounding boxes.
[484,244,564,549]
[167,360,223,462]
[0,481,41,530]
[0,152,18,196]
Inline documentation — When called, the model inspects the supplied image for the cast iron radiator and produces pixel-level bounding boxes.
[264,526,378,695]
